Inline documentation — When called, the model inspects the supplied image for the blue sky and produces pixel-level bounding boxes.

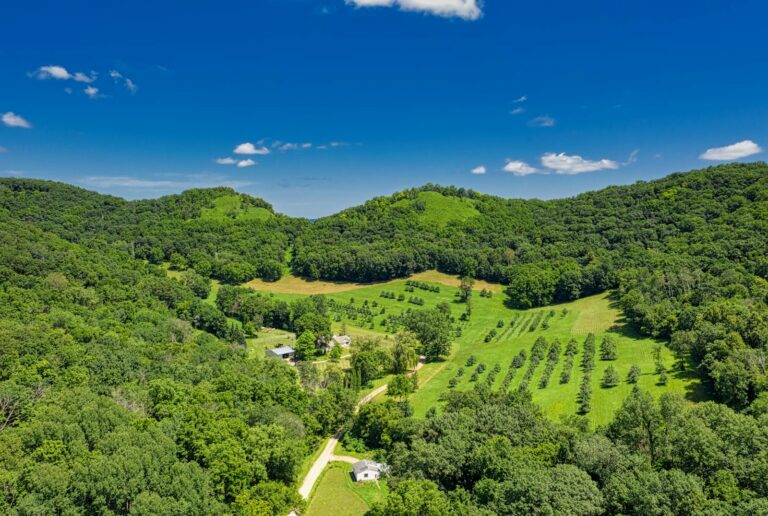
[2,0,767,217]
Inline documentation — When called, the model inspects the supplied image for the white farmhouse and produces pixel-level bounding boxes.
[351,460,388,482]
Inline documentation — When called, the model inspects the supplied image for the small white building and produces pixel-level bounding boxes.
[351,460,388,482]
[318,335,352,354]
[266,345,296,360]
[330,335,352,348]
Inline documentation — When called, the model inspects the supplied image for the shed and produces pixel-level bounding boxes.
[266,346,296,360]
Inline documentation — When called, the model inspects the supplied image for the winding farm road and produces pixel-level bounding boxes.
[296,359,425,502]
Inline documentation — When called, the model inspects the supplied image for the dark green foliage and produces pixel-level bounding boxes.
[582,333,596,372]
[600,335,618,360]
[627,364,641,384]
[0,216,353,514]
[402,307,453,362]
[602,365,621,388]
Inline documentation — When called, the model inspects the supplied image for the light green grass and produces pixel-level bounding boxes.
[248,327,296,358]
[247,279,706,428]
[198,194,272,222]
[333,440,376,460]
[391,191,480,227]
[305,463,388,516]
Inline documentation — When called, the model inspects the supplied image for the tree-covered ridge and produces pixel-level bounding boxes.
[0,216,353,514]
[0,178,300,284]
[292,164,768,409]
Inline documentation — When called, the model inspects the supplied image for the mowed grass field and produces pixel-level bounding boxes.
[247,271,705,428]
[197,194,273,222]
[305,463,388,516]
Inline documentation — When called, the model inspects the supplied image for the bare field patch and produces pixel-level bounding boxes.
[244,270,503,295]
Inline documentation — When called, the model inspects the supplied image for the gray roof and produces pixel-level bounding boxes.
[352,459,386,475]
[269,346,296,355]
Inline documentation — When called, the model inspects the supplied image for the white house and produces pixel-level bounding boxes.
[351,460,388,482]
[318,335,352,354]
[266,345,296,360]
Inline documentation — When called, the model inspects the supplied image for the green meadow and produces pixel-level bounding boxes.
[246,272,705,428]
[305,463,388,516]
[197,194,273,222]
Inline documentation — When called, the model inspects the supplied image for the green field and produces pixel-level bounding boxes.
[247,273,705,427]
[391,191,480,227]
[305,463,388,516]
[197,194,273,222]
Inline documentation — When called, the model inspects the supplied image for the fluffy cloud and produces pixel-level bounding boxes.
[471,165,486,175]
[540,152,619,174]
[528,115,556,128]
[84,86,100,99]
[513,95,527,103]
[234,142,271,155]
[31,65,95,83]
[503,160,537,176]
[699,140,762,161]
[510,107,525,115]
[237,159,257,168]
[215,157,237,165]
[346,0,481,20]
[2,112,31,128]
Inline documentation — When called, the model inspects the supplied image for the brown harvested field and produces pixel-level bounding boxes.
[244,270,502,295]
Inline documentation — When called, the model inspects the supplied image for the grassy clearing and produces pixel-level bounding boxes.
[247,327,296,358]
[305,463,387,516]
[248,275,705,428]
[244,269,501,295]
[391,191,480,227]
[197,194,273,222]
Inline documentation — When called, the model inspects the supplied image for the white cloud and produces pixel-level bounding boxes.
[237,159,257,168]
[513,95,527,103]
[215,157,237,165]
[2,112,31,128]
[503,160,537,176]
[125,78,138,94]
[624,149,639,165]
[84,86,100,99]
[234,142,271,155]
[73,71,97,83]
[330,141,349,147]
[31,65,72,80]
[528,115,556,128]
[346,0,482,20]
[541,152,619,174]
[471,165,486,175]
[699,140,762,161]
[31,65,95,83]
[110,70,138,94]
[510,107,525,115]
[79,174,252,191]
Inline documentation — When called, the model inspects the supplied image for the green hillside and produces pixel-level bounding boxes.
[198,193,274,222]
[390,190,480,227]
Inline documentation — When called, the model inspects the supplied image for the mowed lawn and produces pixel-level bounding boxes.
[246,274,705,427]
[410,292,706,427]
[305,463,388,516]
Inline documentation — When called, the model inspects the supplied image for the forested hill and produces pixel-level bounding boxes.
[1,164,768,513]
[294,163,768,409]
[2,163,768,410]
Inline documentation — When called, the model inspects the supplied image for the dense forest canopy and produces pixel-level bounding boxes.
[1,162,768,514]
